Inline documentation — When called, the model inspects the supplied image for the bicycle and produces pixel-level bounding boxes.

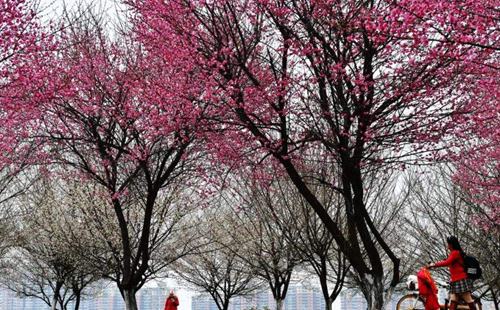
[396,276,482,310]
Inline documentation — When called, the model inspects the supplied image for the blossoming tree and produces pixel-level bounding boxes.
[127,0,498,308]
[1,1,497,308]
[0,0,54,203]
[5,14,210,309]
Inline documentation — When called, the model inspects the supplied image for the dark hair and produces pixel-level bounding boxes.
[446,236,466,258]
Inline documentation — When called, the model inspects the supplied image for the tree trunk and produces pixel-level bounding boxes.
[222,299,230,310]
[50,293,57,310]
[360,274,385,310]
[276,298,284,310]
[489,287,499,310]
[318,272,335,310]
[51,281,64,310]
[123,288,138,310]
[325,298,334,310]
[74,293,81,310]
[278,158,369,273]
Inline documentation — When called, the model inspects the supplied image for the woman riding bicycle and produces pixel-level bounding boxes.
[427,236,476,310]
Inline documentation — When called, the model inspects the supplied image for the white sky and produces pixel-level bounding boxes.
[39,0,125,23]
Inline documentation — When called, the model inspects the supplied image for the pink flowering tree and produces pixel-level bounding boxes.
[12,17,210,309]
[451,71,499,228]
[0,0,54,203]
[415,0,499,229]
[128,0,498,308]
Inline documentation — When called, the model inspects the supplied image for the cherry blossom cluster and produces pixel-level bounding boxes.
[1,0,497,225]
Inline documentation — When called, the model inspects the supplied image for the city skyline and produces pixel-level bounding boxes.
[1,284,496,310]
[192,282,326,310]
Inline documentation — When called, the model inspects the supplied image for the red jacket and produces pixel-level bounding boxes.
[434,250,467,282]
[417,268,440,310]
[164,295,179,310]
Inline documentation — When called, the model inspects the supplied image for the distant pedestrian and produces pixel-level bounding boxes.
[164,290,179,310]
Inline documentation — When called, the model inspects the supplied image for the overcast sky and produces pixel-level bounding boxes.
[39,0,125,24]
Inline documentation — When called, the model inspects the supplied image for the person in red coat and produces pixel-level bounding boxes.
[428,236,476,310]
[164,290,179,310]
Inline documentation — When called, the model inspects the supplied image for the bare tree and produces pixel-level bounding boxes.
[173,208,261,310]
[229,169,349,310]
[0,204,18,267]
[44,175,204,302]
[1,178,104,310]
[286,194,349,310]
[0,159,39,263]
[218,172,306,310]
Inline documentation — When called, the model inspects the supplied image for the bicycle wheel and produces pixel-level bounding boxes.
[396,294,425,310]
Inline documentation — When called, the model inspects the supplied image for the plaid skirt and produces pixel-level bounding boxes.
[449,278,473,294]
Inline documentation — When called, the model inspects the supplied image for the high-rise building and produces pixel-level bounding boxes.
[77,286,125,310]
[339,291,367,310]
[0,288,49,310]
[191,283,325,310]
[339,290,427,310]
[2,283,496,310]
[191,294,219,310]
[0,282,173,310]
